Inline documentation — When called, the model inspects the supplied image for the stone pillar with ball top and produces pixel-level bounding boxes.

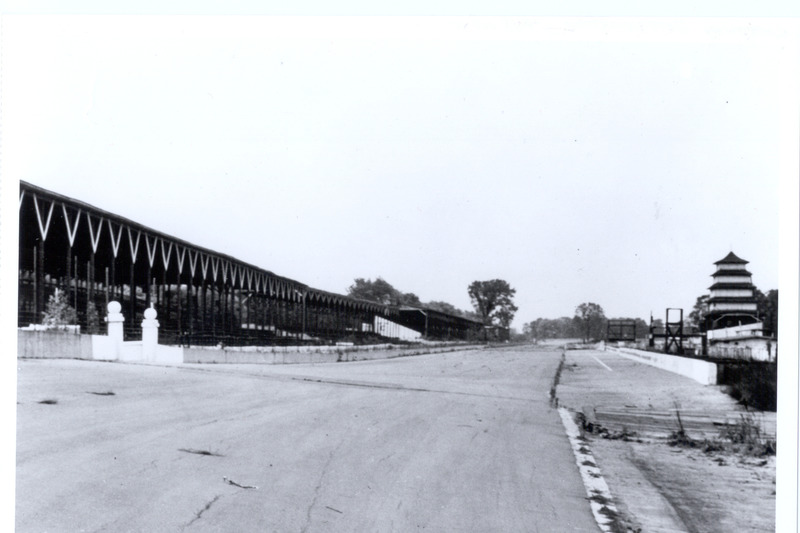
[142,305,160,362]
[105,301,125,360]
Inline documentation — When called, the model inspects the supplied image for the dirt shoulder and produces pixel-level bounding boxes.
[556,349,776,533]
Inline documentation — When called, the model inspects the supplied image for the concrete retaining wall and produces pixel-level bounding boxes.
[18,329,92,359]
[183,343,485,365]
[19,327,484,366]
[604,345,718,385]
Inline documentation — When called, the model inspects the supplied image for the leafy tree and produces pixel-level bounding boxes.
[347,277,481,324]
[633,317,649,339]
[574,302,606,342]
[347,277,400,305]
[687,295,710,330]
[468,279,518,327]
[522,319,546,342]
[493,307,516,329]
[460,309,484,322]
[86,302,102,334]
[426,301,461,315]
[399,292,422,306]
[523,316,592,341]
[42,288,78,327]
[756,289,778,337]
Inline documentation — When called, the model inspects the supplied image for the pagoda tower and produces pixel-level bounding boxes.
[706,251,759,330]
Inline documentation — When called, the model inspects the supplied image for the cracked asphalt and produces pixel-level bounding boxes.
[16,347,600,532]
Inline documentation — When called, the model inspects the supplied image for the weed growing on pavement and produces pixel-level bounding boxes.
[549,352,565,407]
[575,412,641,442]
[668,408,775,456]
[719,412,761,444]
[717,412,776,456]
[667,430,697,448]
[668,405,700,448]
[604,427,642,442]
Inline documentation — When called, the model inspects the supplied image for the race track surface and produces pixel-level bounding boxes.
[16,347,599,532]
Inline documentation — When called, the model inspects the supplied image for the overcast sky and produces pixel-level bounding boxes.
[2,15,798,329]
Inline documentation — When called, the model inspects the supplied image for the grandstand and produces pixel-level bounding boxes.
[18,181,483,345]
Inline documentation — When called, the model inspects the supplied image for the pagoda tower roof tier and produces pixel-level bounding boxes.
[708,296,757,304]
[714,251,749,265]
[711,269,752,277]
[706,309,758,317]
[708,282,754,290]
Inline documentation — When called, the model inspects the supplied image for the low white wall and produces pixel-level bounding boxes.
[154,345,184,365]
[91,335,118,361]
[119,342,143,362]
[19,326,483,366]
[183,343,484,365]
[604,345,718,385]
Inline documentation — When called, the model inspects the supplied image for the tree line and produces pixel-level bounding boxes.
[347,277,518,328]
[522,303,632,343]
[523,287,779,344]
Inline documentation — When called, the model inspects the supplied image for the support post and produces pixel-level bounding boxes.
[33,246,40,323]
[129,265,135,332]
[74,257,79,315]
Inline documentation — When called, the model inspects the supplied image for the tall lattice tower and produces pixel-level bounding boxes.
[706,251,759,330]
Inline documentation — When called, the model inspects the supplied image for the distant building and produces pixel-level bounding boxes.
[705,252,774,361]
[706,251,759,330]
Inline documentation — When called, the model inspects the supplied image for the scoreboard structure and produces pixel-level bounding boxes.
[606,319,637,342]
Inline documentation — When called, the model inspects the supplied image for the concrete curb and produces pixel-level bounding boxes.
[558,407,620,533]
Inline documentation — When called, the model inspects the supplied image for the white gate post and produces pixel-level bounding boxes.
[141,305,160,362]
[105,301,125,360]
